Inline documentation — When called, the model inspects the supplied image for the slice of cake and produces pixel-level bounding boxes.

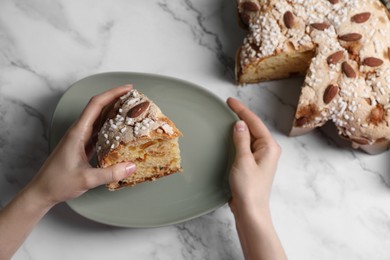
[96,89,182,190]
[236,0,390,154]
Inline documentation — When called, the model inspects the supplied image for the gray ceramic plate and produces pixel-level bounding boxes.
[49,72,236,227]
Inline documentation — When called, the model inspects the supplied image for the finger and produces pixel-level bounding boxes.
[84,162,137,189]
[233,120,252,157]
[74,84,133,141]
[227,97,273,140]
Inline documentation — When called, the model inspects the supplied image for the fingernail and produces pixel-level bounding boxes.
[125,163,136,176]
[235,120,247,132]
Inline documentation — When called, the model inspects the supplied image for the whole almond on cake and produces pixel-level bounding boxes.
[96,89,182,190]
[236,0,390,154]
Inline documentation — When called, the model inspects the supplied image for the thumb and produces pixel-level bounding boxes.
[85,162,137,188]
[233,120,252,157]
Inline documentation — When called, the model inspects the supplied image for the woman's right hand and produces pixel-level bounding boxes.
[227,97,281,214]
[226,97,287,260]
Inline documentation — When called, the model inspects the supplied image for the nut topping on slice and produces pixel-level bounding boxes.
[328,0,339,4]
[327,51,344,65]
[338,33,362,42]
[310,23,330,31]
[296,117,308,127]
[363,57,384,67]
[342,62,356,78]
[323,85,339,104]
[283,11,294,29]
[351,12,371,23]
[127,101,150,118]
[240,12,251,26]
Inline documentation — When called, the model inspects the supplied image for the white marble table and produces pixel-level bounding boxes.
[1,0,390,259]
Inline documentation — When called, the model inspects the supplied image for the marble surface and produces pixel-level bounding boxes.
[1,0,390,259]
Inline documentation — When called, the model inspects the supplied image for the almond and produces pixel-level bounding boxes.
[296,117,308,127]
[327,51,344,65]
[376,137,388,143]
[241,1,260,12]
[363,57,384,67]
[350,137,370,145]
[388,47,390,60]
[338,33,362,42]
[284,11,294,29]
[351,12,371,23]
[328,0,339,4]
[127,101,150,118]
[323,85,339,104]
[369,105,384,125]
[310,23,330,31]
[240,12,251,26]
[342,62,356,78]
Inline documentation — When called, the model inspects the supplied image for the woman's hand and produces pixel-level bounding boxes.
[227,97,281,213]
[0,85,138,259]
[27,84,137,207]
[227,97,286,260]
